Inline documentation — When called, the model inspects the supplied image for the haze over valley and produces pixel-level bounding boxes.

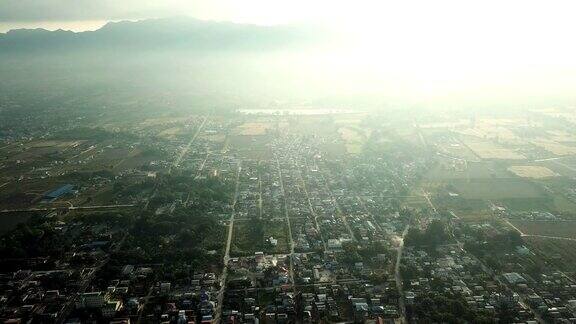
[1,2,576,324]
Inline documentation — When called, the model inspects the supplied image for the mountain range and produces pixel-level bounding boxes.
[0,17,322,53]
[0,18,337,113]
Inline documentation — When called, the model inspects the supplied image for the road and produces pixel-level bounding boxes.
[298,162,327,250]
[137,120,206,320]
[169,116,207,174]
[225,277,366,293]
[533,155,575,163]
[194,151,211,179]
[421,189,437,214]
[318,168,356,241]
[258,160,263,219]
[394,225,410,324]
[213,162,241,324]
[0,204,136,213]
[276,158,295,288]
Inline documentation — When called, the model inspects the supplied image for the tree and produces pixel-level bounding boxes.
[405,220,449,248]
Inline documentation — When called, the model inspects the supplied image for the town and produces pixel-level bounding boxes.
[1,106,576,324]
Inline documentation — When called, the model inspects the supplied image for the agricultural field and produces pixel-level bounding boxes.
[549,195,576,214]
[539,159,576,178]
[508,165,558,179]
[228,135,273,159]
[235,122,274,136]
[28,140,84,150]
[287,115,337,136]
[546,130,576,143]
[124,149,163,169]
[531,139,576,156]
[436,178,555,212]
[157,127,184,139]
[426,160,511,181]
[463,140,525,160]
[510,220,576,239]
[338,127,367,154]
[10,140,88,161]
[456,125,521,144]
[76,146,134,171]
[140,116,189,127]
[333,114,366,127]
[450,178,544,200]
[435,140,480,161]
[418,119,469,129]
[450,210,496,223]
[524,236,576,278]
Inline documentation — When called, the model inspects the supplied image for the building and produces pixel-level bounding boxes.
[502,272,526,285]
[102,301,122,318]
[43,184,75,202]
[76,291,107,308]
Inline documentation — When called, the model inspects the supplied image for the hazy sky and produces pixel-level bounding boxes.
[1,0,575,102]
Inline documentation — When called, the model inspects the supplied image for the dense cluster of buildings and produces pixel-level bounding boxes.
[3,112,576,324]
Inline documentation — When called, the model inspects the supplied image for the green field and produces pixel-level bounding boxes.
[429,176,564,213]
[426,161,514,181]
[525,236,576,278]
[450,179,545,200]
[231,219,290,256]
[510,220,576,239]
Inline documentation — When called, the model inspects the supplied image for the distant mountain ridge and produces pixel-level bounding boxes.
[0,17,321,53]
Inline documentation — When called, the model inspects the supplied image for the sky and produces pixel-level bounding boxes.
[1,0,575,103]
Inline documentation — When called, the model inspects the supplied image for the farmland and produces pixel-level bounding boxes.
[450,178,545,200]
[510,220,576,239]
[456,125,521,144]
[464,140,525,160]
[508,165,558,179]
[426,160,512,181]
[524,236,576,278]
[435,140,480,161]
[338,126,367,154]
[235,122,274,136]
[531,139,576,156]
[228,135,273,159]
[157,127,184,139]
[429,176,559,213]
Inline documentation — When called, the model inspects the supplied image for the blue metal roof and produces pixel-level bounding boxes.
[45,184,74,199]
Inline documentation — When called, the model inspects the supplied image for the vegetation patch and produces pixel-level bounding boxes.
[450,179,545,200]
[508,165,558,179]
[510,220,576,239]
[231,219,289,256]
[464,140,525,160]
